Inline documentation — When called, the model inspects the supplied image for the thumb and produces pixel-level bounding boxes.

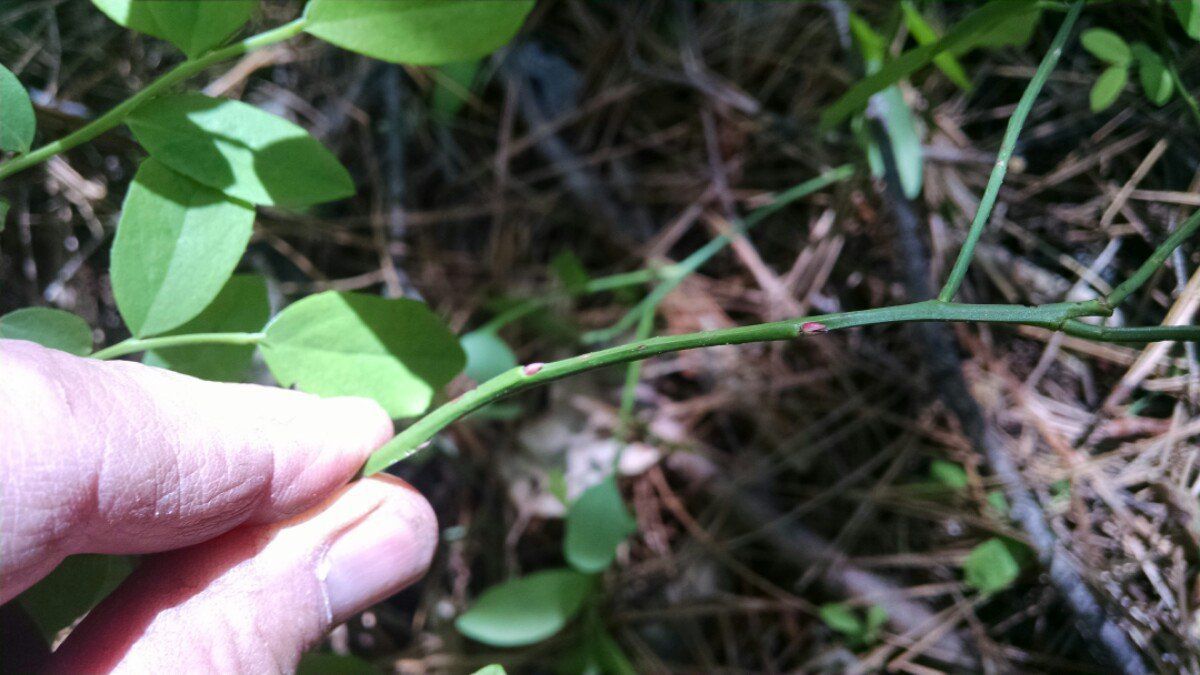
[47,476,437,674]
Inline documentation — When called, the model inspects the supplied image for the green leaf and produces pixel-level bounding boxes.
[143,274,269,381]
[848,13,886,67]
[305,0,535,65]
[821,1,1039,130]
[963,537,1027,594]
[0,63,36,153]
[819,603,863,638]
[986,489,1010,517]
[930,460,968,491]
[1090,65,1128,112]
[0,307,93,355]
[431,61,480,122]
[877,86,924,199]
[1081,28,1131,66]
[91,0,255,58]
[863,605,888,643]
[469,667,506,675]
[461,329,518,383]
[111,159,254,337]
[126,92,354,207]
[296,653,380,675]
[900,1,973,90]
[260,291,465,418]
[456,569,593,647]
[564,477,637,574]
[550,250,590,296]
[18,555,132,641]
[1173,0,1200,40]
[962,5,1041,50]
[1132,45,1174,106]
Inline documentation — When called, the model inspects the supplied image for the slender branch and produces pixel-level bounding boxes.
[0,17,309,181]
[363,298,1117,474]
[1105,207,1200,308]
[90,332,265,360]
[937,2,1082,302]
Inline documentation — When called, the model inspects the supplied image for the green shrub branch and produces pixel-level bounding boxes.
[0,17,309,181]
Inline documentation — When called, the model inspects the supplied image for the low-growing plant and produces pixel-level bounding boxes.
[2,0,1199,669]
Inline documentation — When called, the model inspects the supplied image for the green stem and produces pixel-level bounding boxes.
[0,17,309,181]
[363,298,1112,474]
[937,1,1082,302]
[90,332,265,360]
[477,266,676,334]
[1105,208,1200,308]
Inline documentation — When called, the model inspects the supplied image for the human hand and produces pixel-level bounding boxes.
[0,339,437,672]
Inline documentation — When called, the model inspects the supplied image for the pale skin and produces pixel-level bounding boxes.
[0,339,438,672]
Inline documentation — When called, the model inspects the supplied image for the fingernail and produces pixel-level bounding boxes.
[320,481,437,622]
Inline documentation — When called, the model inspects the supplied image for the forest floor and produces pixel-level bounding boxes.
[3,1,1200,673]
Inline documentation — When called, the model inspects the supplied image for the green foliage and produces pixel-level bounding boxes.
[431,61,480,122]
[847,13,924,199]
[143,275,269,381]
[304,0,536,65]
[551,250,591,296]
[1132,43,1174,106]
[460,330,518,383]
[469,667,507,675]
[1089,64,1128,112]
[1174,0,1200,40]
[260,291,465,418]
[126,93,354,207]
[296,653,380,674]
[111,159,254,337]
[899,1,972,90]
[0,64,35,153]
[0,307,93,355]
[92,0,255,58]
[564,477,637,574]
[1082,30,1176,112]
[821,0,1041,129]
[18,555,132,641]
[818,603,888,646]
[963,537,1030,594]
[929,460,968,491]
[1081,28,1131,66]
[456,569,593,647]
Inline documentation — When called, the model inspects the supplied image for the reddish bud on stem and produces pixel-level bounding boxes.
[522,362,545,376]
[800,322,828,335]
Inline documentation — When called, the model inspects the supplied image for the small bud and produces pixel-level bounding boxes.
[522,362,544,376]
[800,322,828,335]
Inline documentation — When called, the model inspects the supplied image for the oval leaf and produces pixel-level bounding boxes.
[564,477,637,574]
[1080,28,1131,66]
[18,555,132,642]
[126,92,354,207]
[143,274,269,381]
[1173,0,1200,40]
[461,329,518,383]
[0,307,92,355]
[260,291,465,418]
[1134,47,1174,106]
[0,63,36,153]
[455,569,592,647]
[1089,65,1127,112]
[305,0,535,65]
[111,159,254,337]
[963,538,1028,594]
[92,0,255,58]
